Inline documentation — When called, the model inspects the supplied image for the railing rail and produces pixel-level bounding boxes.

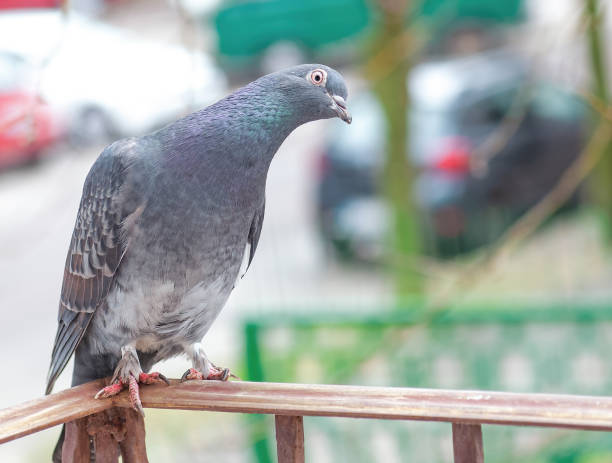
[3,380,612,462]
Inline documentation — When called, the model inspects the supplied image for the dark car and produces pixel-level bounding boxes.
[316,51,586,261]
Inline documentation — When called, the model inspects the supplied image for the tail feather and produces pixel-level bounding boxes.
[46,311,94,395]
[51,425,64,463]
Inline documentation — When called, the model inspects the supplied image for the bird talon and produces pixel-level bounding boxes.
[210,361,238,380]
[94,370,168,416]
[180,366,234,382]
[207,367,231,381]
[181,368,204,382]
[94,380,124,400]
[128,375,145,417]
[139,371,170,386]
[158,372,170,385]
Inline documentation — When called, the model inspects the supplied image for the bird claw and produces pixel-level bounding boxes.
[138,371,170,386]
[181,367,204,382]
[208,367,231,381]
[180,365,236,382]
[128,375,144,417]
[211,362,240,380]
[94,370,169,416]
[94,380,124,400]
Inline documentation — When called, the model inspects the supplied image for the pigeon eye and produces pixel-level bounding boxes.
[309,69,326,86]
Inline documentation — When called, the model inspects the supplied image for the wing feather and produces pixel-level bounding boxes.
[46,141,142,394]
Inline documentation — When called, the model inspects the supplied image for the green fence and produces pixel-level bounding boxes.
[243,304,612,462]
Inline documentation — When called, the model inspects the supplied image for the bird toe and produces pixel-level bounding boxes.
[139,371,170,386]
[207,366,232,381]
[128,375,145,417]
[180,368,204,382]
[94,380,124,400]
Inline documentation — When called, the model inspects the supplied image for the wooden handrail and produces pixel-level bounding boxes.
[1,380,110,445]
[4,379,612,446]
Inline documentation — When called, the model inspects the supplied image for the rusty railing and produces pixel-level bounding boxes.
[2,380,612,462]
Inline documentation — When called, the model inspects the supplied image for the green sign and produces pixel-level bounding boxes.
[214,0,524,58]
[420,0,523,23]
[215,0,370,57]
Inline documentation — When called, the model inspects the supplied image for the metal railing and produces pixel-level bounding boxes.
[2,379,612,462]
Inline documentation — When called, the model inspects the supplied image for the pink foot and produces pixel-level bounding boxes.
[94,381,124,399]
[181,365,236,382]
[181,367,205,381]
[138,371,170,386]
[94,371,169,416]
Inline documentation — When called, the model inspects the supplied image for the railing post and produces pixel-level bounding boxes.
[117,408,148,463]
[274,415,304,463]
[62,408,148,463]
[452,423,484,463]
[60,417,92,462]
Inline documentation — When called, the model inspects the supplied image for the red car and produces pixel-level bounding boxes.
[0,50,64,169]
[0,90,64,169]
[0,1,61,9]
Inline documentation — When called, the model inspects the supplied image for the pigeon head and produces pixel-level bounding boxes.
[168,64,351,167]
[265,64,352,125]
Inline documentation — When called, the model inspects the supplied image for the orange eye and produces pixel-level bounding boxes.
[309,69,326,86]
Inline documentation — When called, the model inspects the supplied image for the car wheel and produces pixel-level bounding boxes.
[25,150,42,166]
[70,107,115,147]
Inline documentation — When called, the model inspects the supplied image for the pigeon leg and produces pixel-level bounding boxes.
[181,342,238,382]
[94,345,169,415]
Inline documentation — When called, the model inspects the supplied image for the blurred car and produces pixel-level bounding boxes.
[316,51,587,261]
[0,0,61,8]
[0,10,227,145]
[0,51,64,169]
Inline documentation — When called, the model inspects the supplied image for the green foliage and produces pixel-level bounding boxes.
[584,0,612,242]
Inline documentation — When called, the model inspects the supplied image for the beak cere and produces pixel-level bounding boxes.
[330,95,352,124]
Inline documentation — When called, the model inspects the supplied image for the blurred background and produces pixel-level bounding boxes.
[1,0,612,461]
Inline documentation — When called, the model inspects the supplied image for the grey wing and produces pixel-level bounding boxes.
[46,143,141,394]
[247,199,265,271]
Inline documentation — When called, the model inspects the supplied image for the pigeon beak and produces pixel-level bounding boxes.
[330,94,352,124]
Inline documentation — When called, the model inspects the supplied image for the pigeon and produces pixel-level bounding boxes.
[45,64,351,416]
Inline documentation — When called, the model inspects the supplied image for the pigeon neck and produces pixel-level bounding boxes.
[219,84,305,163]
[162,82,308,173]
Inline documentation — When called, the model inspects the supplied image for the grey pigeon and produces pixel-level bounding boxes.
[45,64,350,416]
